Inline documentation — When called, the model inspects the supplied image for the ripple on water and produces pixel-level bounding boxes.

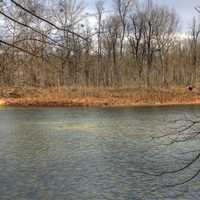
[0,106,199,200]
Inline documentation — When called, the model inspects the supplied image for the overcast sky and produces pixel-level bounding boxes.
[85,0,200,32]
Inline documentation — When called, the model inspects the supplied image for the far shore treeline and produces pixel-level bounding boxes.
[0,0,199,88]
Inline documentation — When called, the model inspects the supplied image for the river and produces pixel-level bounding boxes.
[0,106,199,200]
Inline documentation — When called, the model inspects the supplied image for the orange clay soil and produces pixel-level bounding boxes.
[0,86,200,107]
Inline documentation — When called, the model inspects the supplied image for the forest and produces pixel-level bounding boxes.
[0,0,199,88]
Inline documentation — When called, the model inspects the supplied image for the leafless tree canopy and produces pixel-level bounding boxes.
[0,0,198,88]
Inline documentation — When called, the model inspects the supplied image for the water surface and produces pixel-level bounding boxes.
[0,106,200,200]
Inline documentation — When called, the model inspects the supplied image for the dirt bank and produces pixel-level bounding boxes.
[0,87,200,107]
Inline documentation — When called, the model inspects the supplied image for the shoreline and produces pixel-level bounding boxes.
[1,98,200,108]
[1,87,200,107]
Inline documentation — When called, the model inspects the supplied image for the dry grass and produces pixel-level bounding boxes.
[0,86,200,107]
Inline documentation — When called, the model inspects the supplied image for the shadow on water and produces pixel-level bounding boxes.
[0,106,199,199]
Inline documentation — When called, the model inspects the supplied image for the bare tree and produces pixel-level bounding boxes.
[128,10,146,81]
[103,16,121,85]
[95,0,104,86]
[113,0,133,57]
[52,0,85,86]
[0,0,197,88]
[191,17,200,66]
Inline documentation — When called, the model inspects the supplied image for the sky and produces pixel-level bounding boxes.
[85,0,200,32]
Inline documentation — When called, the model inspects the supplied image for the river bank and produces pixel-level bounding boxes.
[0,87,200,107]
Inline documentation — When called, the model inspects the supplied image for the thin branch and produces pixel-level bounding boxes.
[10,0,87,41]
[0,39,45,58]
[0,10,66,49]
[134,153,200,178]
[0,10,92,53]
[166,168,200,187]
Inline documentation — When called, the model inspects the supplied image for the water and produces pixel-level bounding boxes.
[0,106,200,200]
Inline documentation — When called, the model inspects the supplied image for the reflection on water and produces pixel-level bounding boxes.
[0,106,200,199]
